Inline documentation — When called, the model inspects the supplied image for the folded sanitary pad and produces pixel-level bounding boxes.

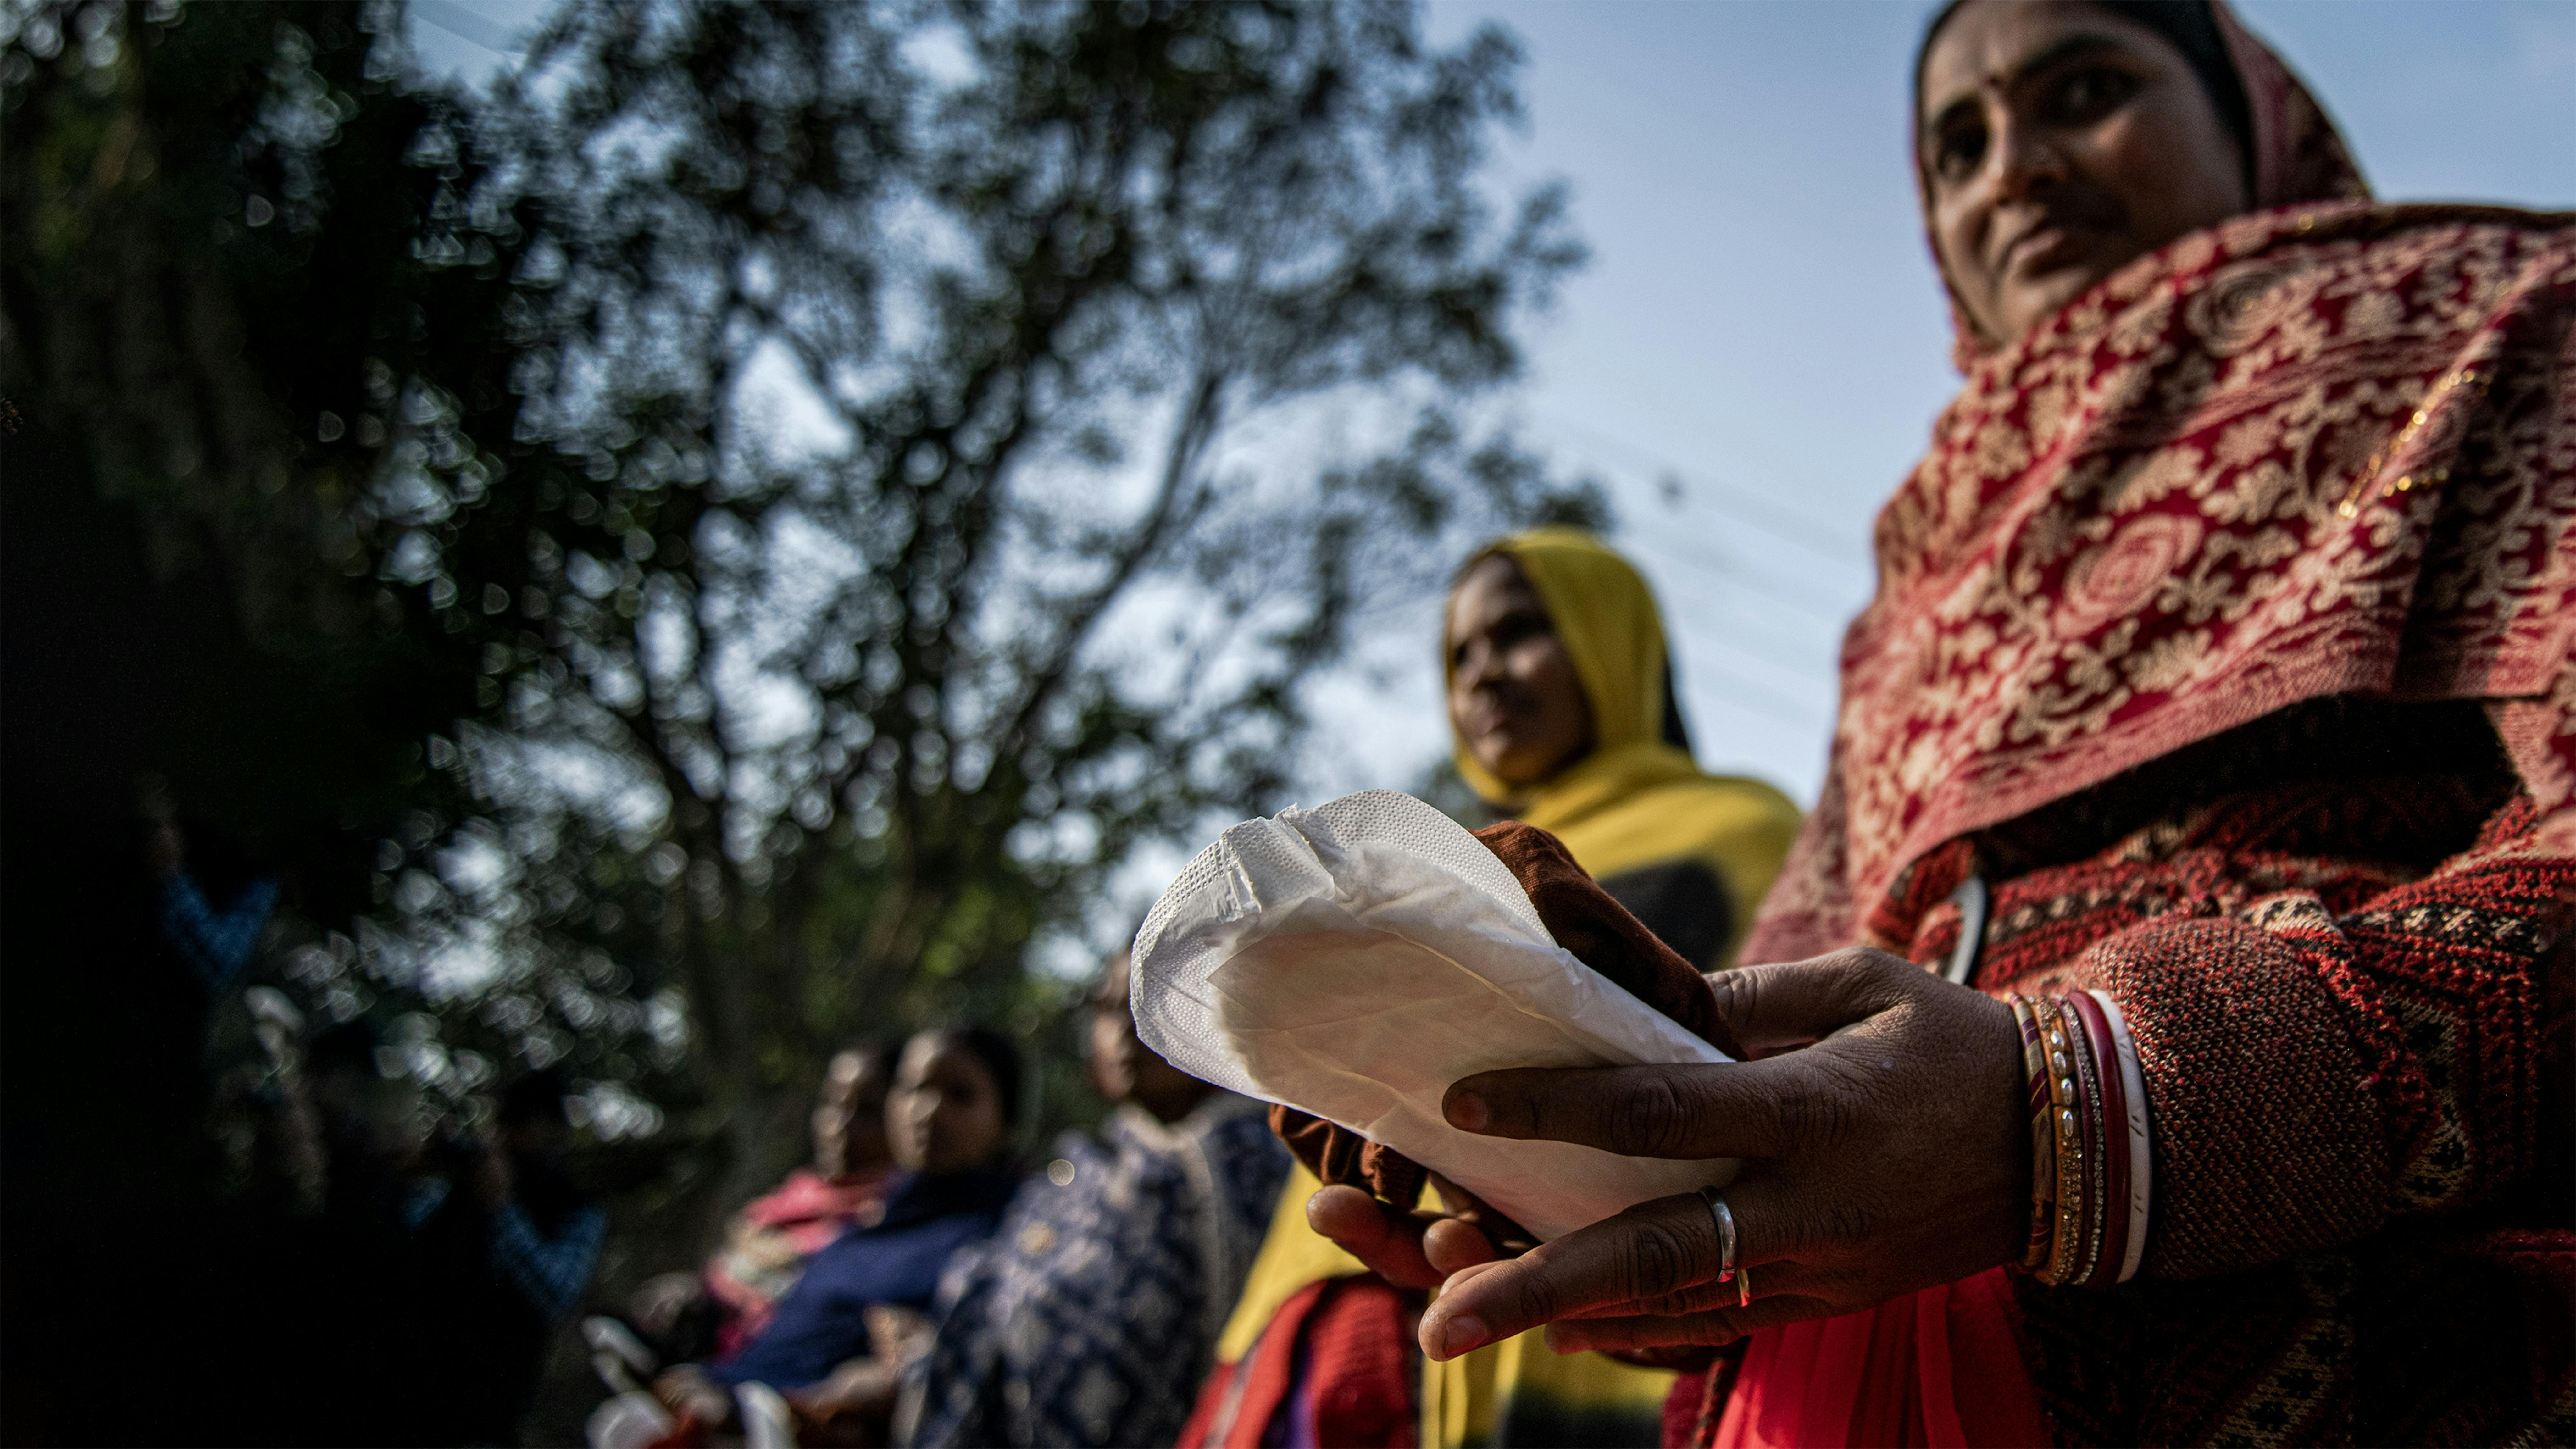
[1130,789,1735,1242]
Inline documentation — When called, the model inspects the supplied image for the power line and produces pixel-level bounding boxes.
[1679,600,1842,680]
[1677,658,1829,733]
[1520,427,1876,627]
[1532,406,1876,569]
[1641,533,1863,628]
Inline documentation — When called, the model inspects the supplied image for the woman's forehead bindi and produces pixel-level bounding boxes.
[1922,5,2163,120]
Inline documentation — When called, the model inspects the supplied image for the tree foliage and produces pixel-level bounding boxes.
[3,0,491,918]
[3,0,1596,1244]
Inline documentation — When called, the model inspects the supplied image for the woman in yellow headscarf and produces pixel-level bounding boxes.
[1178,528,1801,1449]
[1446,527,1798,974]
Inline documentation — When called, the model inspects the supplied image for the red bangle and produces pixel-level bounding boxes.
[2068,995,2113,1288]
[2066,991,2129,1289]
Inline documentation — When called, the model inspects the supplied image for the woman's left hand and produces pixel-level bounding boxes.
[652,1364,734,1426]
[1413,948,2029,1361]
[791,1356,899,1423]
[1305,1172,1520,1290]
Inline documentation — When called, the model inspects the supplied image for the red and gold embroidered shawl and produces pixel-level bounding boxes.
[1691,11,2576,1448]
[1749,8,2576,965]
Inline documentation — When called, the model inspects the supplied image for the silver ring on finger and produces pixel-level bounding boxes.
[1696,1185,1738,1285]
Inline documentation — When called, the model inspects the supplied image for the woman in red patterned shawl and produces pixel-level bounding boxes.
[1304,2,2575,1444]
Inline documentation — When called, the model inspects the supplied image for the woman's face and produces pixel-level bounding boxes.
[1920,0,2249,348]
[1085,955,1210,1125]
[811,1048,891,1179]
[1446,554,1593,789]
[887,1034,1008,1177]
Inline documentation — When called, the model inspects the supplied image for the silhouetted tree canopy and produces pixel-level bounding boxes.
[2,7,1594,1433]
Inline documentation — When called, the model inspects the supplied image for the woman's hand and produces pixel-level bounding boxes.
[1408,949,2028,1360]
[790,1355,899,1424]
[1304,1173,1526,1290]
[652,1364,734,1426]
[627,1271,710,1338]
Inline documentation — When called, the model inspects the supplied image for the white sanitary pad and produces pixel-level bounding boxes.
[1130,788,1735,1242]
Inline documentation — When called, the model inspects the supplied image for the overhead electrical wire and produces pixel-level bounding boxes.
[1508,422,1865,739]
[1674,652,1830,731]
[1530,405,1879,568]
[1642,534,1860,628]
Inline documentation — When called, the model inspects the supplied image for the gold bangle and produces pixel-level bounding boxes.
[2035,995,2085,1286]
[2010,995,2054,1272]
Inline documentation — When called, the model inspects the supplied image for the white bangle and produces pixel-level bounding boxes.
[2088,990,2152,1284]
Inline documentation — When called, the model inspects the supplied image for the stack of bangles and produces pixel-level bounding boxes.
[2007,991,2152,1288]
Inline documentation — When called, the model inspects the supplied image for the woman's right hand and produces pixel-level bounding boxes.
[1313,951,2029,1359]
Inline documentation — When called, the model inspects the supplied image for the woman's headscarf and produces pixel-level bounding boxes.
[1749,2,2575,963]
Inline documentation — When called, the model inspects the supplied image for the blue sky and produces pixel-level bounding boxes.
[411,0,2574,810]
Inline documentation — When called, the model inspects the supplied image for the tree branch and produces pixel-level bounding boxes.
[995,366,1227,759]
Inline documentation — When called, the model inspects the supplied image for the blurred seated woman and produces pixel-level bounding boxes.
[901,954,1289,1448]
[1313,3,2574,1446]
[627,1039,902,1364]
[656,1028,1022,1442]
